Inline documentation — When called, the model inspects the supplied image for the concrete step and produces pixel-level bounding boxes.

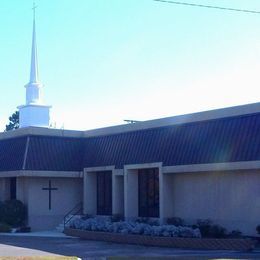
[56,226,64,232]
[55,215,82,232]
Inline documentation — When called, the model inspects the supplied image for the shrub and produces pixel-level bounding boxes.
[111,214,124,222]
[210,224,227,238]
[135,217,149,224]
[0,200,27,226]
[70,217,201,238]
[16,226,31,233]
[0,223,11,233]
[228,230,242,238]
[166,217,184,227]
[256,225,260,235]
[196,219,212,237]
[196,219,227,238]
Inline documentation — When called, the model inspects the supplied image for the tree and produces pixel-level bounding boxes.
[5,111,19,131]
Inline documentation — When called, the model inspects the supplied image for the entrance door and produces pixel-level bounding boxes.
[96,171,112,215]
[138,168,159,218]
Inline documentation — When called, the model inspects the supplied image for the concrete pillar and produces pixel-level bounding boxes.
[83,171,97,215]
[124,169,139,220]
[16,177,28,204]
[160,173,174,223]
[112,175,124,215]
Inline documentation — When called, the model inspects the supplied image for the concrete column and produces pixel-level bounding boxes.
[124,169,138,220]
[16,177,29,204]
[112,175,124,215]
[160,172,174,223]
[83,171,97,215]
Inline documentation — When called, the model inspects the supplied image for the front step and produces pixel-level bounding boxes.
[55,214,82,232]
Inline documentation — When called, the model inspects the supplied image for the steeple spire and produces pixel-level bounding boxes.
[30,5,39,84]
[25,1,42,105]
[18,2,51,128]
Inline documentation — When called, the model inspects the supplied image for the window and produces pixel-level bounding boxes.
[97,171,112,215]
[138,168,159,218]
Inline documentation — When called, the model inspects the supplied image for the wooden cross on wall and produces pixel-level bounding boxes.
[42,180,58,210]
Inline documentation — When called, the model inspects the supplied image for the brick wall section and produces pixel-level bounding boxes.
[64,228,256,251]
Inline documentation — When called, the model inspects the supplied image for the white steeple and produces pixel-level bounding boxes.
[30,17,39,84]
[18,3,51,128]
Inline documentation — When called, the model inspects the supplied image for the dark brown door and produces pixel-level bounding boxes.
[138,168,159,218]
[97,171,112,215]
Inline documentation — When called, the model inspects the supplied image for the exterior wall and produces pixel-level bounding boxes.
[16,176,83,231]
[164,170,260,236]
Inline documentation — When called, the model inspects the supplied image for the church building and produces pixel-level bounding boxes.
[0,8,259,236]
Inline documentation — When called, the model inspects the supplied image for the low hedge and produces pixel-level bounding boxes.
[0,222,11,233]
[0,200,27,227]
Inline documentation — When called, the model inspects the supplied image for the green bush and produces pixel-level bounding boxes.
[228,230,242,238]
[0,222,11,233]
[166,217,184,227]
[196,219,227,238]
[0,200,27,227]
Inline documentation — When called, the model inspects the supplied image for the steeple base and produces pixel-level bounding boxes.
[18,104,51,128]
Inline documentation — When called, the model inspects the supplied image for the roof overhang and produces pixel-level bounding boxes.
[163,160,260,174]
[0,170,83,178]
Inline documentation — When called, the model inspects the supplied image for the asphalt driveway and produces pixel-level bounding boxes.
[0,234,260,259]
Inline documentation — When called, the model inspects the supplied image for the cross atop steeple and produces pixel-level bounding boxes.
[32,2,37,20]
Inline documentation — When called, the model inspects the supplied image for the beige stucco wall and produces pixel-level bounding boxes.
[165,170,260,236]
[17,177,83,231]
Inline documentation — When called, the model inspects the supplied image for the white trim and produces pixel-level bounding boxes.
[0,170,83,178]
[1,102,259,140]
[124,162,163,171]
[84,102,260,137]
[84,165,115,173]
[0,126,83,140]
[163,161,260,174]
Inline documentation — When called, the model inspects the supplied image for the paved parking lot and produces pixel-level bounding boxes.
[0,234,260,259]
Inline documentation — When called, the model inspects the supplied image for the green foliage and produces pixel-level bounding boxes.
[0,222,11,233]
[0,200,27,226]
[5,111,19,131]
[228,230,242,238]
[166,217,184,227]
[256,225,260,234]
[196,219,227,238]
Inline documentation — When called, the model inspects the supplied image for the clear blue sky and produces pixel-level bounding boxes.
[1,0,260,131]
